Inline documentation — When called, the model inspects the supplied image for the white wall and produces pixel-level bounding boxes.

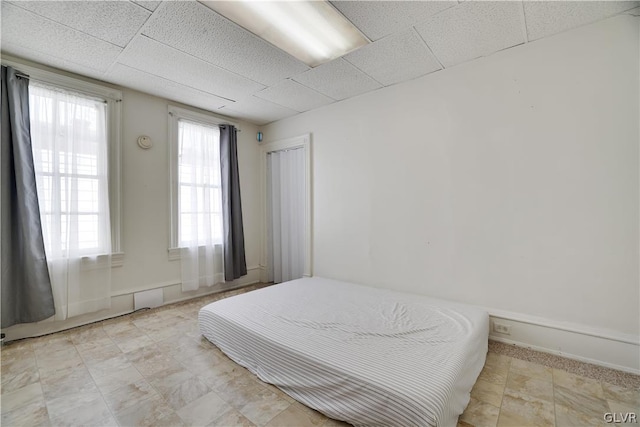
[3,58,262,340]
[262,16,639,367]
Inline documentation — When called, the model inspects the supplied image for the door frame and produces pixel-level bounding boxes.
[259,133,313,283]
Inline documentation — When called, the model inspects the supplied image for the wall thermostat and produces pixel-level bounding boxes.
[137,135,152,149]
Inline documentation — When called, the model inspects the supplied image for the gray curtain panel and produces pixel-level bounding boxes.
[1,66,55,328]
[219,125,247,281]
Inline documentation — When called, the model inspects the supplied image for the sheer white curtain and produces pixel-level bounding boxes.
[178,120,224,291]
[267,147,305,283]
[29,83,111,320]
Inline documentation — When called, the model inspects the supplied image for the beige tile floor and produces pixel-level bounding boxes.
[1,284,638,427]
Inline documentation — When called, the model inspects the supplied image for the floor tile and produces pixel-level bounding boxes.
[68,324,109,345]
[554,368,605,399]
[77,342,124,364]
[554,384,609,423]
[555,402,606,426]
[459,396,500,427]
[114,394,175,427]
[498,389,555,427]
[176,390,231,426]
[1,355,37,378]
[133,353,184,377]
[101,319,138,337]
[240,394,291,426]
[162,376,211,411]
[1,365,40,394]
[115,334,155,353]
[265,403,324,427]
[0,382,44,414]
[210,408,257,426]
[505,372,554,403]
[148,365,196,395]
[602,382,640,408]
[35,346,84,374]
[47,390,113,426]
[485,353,512,370]
[471,378,505,407]
[31,335,74,353]
[41,366,98,400]
[222,382,267,410]
[87,354,133,379]
[478,362,509,386]
[0,399,50,426]
[103,377,159,413]
[510,359,553,382]
[93,365,143,395]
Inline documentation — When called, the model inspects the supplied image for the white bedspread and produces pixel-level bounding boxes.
[199,277,489,427]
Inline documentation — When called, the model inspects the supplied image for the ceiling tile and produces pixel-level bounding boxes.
[345,29,441,86]
[131,1,162,12]
[415,1,525,68]
[7,1,150,48]
[254,80,334,113]
[219,96,298,126]
[140,1,309,85]
[626,6,640,15]
[117,36,265,101]
[332,1,456,41]
[1,2,122,72]
[105,63,231,111]
[524,1,639,40]
[292,59,382,101]
[1,42,107,81]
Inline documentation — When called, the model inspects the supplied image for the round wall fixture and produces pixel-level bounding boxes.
[137,135,152,149]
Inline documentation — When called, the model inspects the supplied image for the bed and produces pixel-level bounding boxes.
[199,277,489,426]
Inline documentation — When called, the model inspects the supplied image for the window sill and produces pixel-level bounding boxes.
[62,252,125,270]
[168,245,222,261]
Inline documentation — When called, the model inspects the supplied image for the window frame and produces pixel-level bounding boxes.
[3,59,124,265]
[167,105,238,261]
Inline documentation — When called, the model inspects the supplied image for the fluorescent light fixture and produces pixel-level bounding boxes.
[199,0,369,67]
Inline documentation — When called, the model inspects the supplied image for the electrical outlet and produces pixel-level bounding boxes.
[493,322,511,335]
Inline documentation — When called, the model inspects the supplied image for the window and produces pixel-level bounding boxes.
[168,105,230,257]
[30,83,110,256]
[9,59,124,261]
[177,120,223,246]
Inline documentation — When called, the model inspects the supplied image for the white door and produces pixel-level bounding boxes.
[267,147,306,283]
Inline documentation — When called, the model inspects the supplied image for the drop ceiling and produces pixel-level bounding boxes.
[1,1,638,126]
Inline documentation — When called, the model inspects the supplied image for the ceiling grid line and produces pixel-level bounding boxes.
[410,26,446,71]
[136,34,269,90]
[520,1,530,43]
[6,1,128,50]
[101,1,163,78]
[341,57,386,88]
[114,61,237,103]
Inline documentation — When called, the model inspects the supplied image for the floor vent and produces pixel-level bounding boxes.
[134,288,163,310]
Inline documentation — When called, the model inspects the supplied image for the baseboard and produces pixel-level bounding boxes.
[487,311,640,374]
[2,267,261,342]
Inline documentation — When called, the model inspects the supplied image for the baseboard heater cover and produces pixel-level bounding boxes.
[134,288,163,310]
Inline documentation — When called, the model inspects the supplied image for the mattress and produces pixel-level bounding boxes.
[199,277,489,427]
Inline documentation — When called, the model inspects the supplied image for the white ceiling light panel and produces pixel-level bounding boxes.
[200,0,370,67]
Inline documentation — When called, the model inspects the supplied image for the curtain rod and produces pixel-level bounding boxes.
[168,111,240,131]
[15,72,29,79]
